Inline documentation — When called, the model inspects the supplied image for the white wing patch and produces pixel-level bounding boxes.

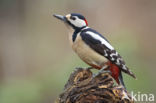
[86,31,114,50]
[104,50,108,56]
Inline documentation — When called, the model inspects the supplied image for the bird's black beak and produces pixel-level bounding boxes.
[53,14,66,22]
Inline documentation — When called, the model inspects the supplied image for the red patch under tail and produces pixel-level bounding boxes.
[109,62,120,84]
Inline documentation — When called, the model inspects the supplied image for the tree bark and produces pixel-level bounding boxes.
[55,67,134,103]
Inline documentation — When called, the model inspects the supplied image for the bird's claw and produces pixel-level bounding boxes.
[92,70,111,78]
[92,65,111,78]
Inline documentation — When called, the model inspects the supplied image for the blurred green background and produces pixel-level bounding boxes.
[0,0,156,103]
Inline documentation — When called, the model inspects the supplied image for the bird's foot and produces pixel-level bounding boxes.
[92,65,111,78]
[92,70,111,78]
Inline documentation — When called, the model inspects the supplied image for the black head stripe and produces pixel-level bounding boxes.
[70,16,76,20]
[71,13,86,20]
[66,20,76,29]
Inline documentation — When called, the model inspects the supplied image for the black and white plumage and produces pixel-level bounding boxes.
[80,27,135,78]
[53,13,136,88]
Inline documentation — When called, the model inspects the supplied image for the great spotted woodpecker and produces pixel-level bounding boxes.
[53,13,136,88]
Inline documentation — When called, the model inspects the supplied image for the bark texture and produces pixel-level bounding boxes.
[55,67,134,103]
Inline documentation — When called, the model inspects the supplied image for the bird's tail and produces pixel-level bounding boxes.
[119,71,126,89]
[121,66,136,79]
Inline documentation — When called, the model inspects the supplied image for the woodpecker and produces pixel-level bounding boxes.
[53,13,136,88]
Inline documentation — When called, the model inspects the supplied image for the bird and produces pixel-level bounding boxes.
[53,13,136,88]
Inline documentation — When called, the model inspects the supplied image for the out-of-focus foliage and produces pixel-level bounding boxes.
[0,0,156,103]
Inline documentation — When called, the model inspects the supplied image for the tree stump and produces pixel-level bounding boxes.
[55,67,134,103]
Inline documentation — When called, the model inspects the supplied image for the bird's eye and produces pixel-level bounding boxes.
[70,16,76,20]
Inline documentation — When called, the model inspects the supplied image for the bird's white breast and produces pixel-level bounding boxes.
[70,33,108,67]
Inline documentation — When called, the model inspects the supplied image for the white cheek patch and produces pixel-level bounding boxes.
[69,16,86,28]
[86,31,114,50]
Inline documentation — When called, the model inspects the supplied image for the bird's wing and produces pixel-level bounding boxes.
[80,28,136,78]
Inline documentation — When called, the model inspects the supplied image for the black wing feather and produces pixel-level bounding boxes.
[80,28,136,78]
